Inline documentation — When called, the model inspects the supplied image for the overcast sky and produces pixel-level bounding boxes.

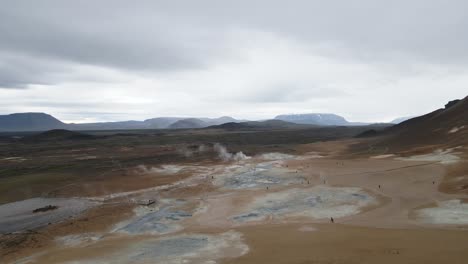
[1,0,467,123]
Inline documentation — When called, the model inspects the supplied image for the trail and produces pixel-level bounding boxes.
[333,161,439,177]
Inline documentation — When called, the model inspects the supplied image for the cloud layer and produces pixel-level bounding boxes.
[1,0,467,122]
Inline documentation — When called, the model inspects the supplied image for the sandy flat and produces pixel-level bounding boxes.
[3,146,468,263]
[224,223,468,264]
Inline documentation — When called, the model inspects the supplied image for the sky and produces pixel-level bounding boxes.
[1,0,467,123]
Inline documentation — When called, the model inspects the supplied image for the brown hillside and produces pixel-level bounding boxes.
[351,96,468,154]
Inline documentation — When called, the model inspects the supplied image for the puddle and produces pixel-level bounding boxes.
[0,198,98,233]
[371,154,396,159]
[304,152,324,158]
[233,186,376,222]
[136,164,186,175]
[416,200,468,225]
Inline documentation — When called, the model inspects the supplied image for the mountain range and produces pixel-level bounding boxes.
[0,114,246,132]
[0,112,399,132]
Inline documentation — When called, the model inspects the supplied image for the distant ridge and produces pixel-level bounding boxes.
[275,113,357,126]
[0,113,67,131]
[0,111,396,132]
[0,113,245,132]
[390,116,415,124]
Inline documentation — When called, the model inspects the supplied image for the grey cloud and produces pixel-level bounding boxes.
[232,83,347,103]
[0,1,233,88]
[0,18,205,71]
[0,53,63,88]
[2,0,468,89]
[133,0,468,64]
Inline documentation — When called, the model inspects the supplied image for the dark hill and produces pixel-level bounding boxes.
[169,118,207,129]
[23,129,95,141]
[275,113,350,126]
[208,119,307,130]
[354,96,468,153]
[0,113,67,132]
[383,96,468,147]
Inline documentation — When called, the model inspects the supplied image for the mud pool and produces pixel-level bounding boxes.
[75,231,248,264]
[117,206,192,235]
[233,186,376,222]
[416,200,468,225]
[55,233,102,247]
[115,200,193,235]
[216,161,306,190]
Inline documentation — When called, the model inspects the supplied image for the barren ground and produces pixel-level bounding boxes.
[1,129,467,263]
